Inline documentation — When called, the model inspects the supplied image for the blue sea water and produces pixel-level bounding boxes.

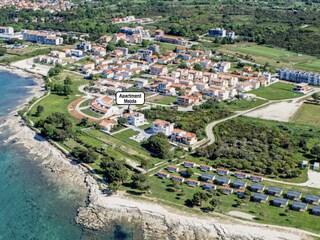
[0,71,136,240]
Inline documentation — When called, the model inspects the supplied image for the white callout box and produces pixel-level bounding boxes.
[116,92,145,105]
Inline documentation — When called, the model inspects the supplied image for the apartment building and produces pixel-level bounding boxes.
[279,69,320,86]
[0,26,14,34]
[22,30,63,45]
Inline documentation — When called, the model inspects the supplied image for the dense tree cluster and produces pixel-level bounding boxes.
[196,118,314,179]
[36,112,73,141]
[142,133,172,159]
[72,146,98,163]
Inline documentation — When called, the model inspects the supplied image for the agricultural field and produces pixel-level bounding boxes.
[291,104,320,127]
[249,82,301,100]
[218,43,320,73]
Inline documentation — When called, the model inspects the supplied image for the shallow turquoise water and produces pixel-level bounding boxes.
[0,71,135,240]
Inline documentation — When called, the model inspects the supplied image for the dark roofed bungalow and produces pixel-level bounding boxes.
[171,175,185,183]
[304,194,320,205]
[199,164,212,172]
[182,161,196,168]
[312,205,320,216]
[220,186,233,195]
[216,168,229,176]
[267,186,283,196]
[286,190,302,200]
[250,183,265,193]
[215,176,231,186]
[166,165,179,173]
[187,179,200,187]
[232,180,247,189]
[234,172,249,179]
[201,173,215,182]
[236,189,246,197]
[253,193,269,203]
[157,171,170,179]
[250,175,264,182]
[273,197,289,208]
[291,201,308,212]
[203,183,217,190]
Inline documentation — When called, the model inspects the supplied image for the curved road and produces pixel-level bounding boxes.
[203,88,320,147]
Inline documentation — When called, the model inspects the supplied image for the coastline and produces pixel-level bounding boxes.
[1,67,319,240]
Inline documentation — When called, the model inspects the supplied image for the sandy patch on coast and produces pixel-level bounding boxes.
[10,57,51,76]
[228,211,256,220]
[244,101,302,122]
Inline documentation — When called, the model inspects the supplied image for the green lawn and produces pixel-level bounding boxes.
[219,98,268,111]
[147,95,177,105]
[291,104,320,126]
[79,98,91,108]
[113,129,145,148]
[157,42,178,54]
[250,82,301,100]
[81,108,103,118]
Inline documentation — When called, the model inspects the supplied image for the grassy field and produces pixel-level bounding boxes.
[85,129,162,168]
[291,104,320,126]
[298,59,320,72]
[218,43,320,73]
[249,82,301,100]
[28,71,88,126]
[113,129,142,148]
[147,95,177,105]
[79,98,91,108]
[157,42,178,54]
[219,98,268,111]
[81,108,103,118]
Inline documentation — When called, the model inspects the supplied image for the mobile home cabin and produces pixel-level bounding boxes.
[187,179,200,187]
[157,171,170,179]
[267,186,283,196]
[232,180,247,189]
[250,183,265,193]
[273,197,289,208]
[253,193,269,203]
[201,173,215,182]
[166,165,179,173]
[291,201,308,212]
[215,176,231,186]
[286,190,302,200]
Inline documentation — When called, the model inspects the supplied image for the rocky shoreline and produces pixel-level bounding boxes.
[1,67,318,240]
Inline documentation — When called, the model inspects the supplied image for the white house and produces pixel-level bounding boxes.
[151,119,174,136]
[123,112,146,126]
